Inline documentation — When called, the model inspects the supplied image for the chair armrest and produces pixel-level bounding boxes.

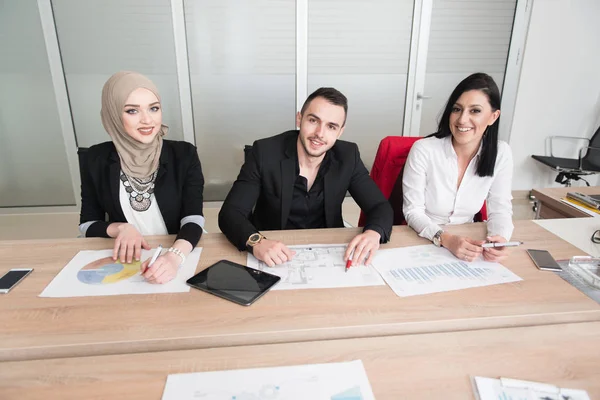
[578,146,600,169]
[549,136,590,157]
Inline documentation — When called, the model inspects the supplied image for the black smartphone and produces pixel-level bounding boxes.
[186,260,280,306]
[526,249,562,272]
[0,269,34,294]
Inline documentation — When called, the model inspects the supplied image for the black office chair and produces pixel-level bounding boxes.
[243,145,253,163]
[531,125,600,186]
[77,147,89,181]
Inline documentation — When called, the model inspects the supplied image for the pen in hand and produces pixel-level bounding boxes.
[143,245,163,274]
[481,241,523,248]
[345,249,354,273]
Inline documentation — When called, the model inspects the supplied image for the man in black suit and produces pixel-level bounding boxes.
[219,88,393,267]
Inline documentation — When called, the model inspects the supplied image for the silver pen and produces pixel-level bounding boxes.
[481,241,523,248]
[143,245,163,273]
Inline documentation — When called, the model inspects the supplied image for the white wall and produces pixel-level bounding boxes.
[509,0,600,190]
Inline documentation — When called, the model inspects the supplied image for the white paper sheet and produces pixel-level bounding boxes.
[161,360,375,400]
[473,376,590,400]
[372,244,522,297]
[246,244,385,290]
[39,248,202,297]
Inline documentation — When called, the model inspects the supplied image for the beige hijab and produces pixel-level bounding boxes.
[101,71,168,179]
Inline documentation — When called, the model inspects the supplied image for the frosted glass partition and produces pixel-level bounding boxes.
[185,0,296,200]
[0,1,76,207]
[51,0,183,148]
[419,0,517,137]
[308,0,415,170]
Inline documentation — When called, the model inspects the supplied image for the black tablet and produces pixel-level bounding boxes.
[186,260,280,306]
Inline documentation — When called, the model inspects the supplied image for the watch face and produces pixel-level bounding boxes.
[249,233,261,243]
[433,231,442,247]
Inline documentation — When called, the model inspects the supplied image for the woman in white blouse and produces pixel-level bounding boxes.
[402,73,513,262]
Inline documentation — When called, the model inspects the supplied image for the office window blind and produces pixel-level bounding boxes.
[52,0,183,147]
[52,0,177,74]
[419,0,517,136]
[426,0,517,73]
[185,0,296,200]
[0,1,76,206]
[308,0,413,74]
[308,0,415,170]
[185,0,295,75]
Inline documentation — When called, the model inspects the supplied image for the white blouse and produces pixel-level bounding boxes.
[119,178,169,236]
[402,135,513,242]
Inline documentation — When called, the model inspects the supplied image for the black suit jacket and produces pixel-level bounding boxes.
[80,140,204,247]
[219,130,393,250]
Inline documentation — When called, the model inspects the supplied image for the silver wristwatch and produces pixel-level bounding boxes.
[432,230,444,247]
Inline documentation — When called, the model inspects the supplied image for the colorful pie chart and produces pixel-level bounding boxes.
[77,257,141,284]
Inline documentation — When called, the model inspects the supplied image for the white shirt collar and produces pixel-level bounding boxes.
[442,134,483,160]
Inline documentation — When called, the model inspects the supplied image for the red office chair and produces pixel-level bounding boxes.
[358,136,487,226]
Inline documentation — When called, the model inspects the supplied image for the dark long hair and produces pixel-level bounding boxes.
[430,72,501,177]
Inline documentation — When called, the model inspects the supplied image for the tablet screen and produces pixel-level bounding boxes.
[186,260,280,305]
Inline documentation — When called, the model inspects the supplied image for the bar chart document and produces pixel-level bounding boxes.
[247,244,385,290]
[372,245,521,297]
[161,360,375,400]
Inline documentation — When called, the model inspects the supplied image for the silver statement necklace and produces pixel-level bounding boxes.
[120,170,157,212]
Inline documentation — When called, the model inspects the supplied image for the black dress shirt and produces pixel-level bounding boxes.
[285,154,330,229]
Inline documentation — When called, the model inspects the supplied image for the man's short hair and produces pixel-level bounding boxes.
[300,87,348,126]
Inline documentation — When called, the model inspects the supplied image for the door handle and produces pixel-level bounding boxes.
[416,93,431,100]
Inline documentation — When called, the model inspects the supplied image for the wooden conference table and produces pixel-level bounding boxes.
[1,322,599,399]
[1,221,600,362]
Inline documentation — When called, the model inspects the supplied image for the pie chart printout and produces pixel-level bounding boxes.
[77,257,141,285]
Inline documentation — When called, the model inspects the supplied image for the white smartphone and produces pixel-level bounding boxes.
[0,268,34,294]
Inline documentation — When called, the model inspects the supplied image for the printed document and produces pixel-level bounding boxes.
[247,244,385,290]
[162,360,375,400]
[473,376,590,400]
[40,248,202,297]
[372,244,521,297]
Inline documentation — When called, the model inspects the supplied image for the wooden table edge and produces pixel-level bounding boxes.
[3,308,600,362]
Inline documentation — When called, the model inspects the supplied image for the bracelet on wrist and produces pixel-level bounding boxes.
[166,247,186,266]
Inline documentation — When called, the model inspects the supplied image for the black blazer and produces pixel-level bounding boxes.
[80,140,204,247]
[219,130,393,250]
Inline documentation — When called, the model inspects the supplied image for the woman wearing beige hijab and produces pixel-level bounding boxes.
[79,71,205,284]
